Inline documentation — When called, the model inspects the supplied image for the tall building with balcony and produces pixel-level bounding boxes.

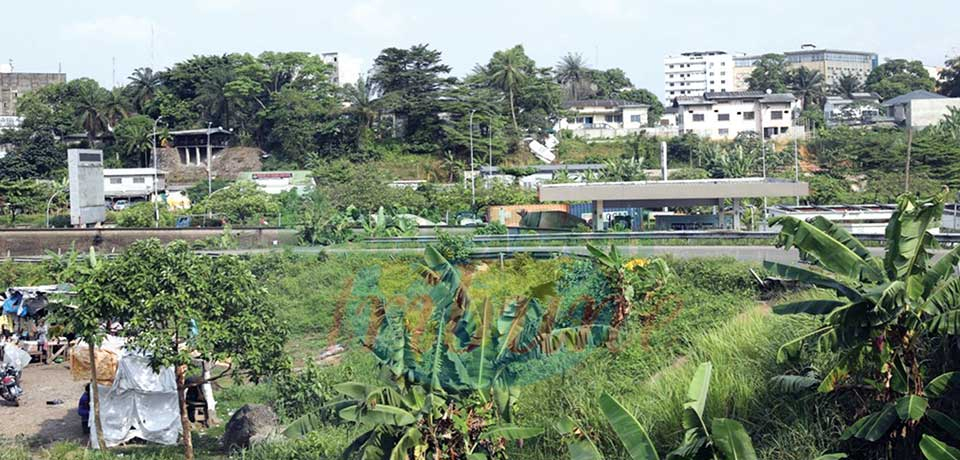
[663,51,736,102]
[675,91,801,140]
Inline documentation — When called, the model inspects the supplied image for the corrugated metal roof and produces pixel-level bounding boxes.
[562,99,649,109]
[881,90,948,107]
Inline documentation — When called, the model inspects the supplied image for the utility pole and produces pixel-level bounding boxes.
[469,109,477,208]
[794,135,800,205]
[152,117,163,228]
[206,122,213,197]
[905,127,913,193]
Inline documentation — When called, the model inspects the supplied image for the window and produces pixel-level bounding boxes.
[109,178,122,184]
[743,111,755,120]
[771,111,783,120]
[719,128,729,136]
[692,114,705,122]
[133,177,146,184]
[718,114,730,121]
[630,114,643,123]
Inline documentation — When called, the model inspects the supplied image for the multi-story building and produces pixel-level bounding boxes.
[321,52,342,86]
[783,45,877,85]
[675,91,801,140]
[663,51,736,101]
[0,68,66,117]
[732,45,878,91]
[556,99,652,139]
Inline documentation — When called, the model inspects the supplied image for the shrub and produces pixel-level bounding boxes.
[475,221,508,235]
[668,256,759,294]
[433,230,474,264]
[273,362,335,422]
[115,202,176,228]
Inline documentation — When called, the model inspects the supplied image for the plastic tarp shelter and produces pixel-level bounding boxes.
[2,343,31,371]
[90,353,182,448]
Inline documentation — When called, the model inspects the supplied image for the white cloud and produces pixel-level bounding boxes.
[348,0,410,37]
[65,15,160,43]
[193,0,257,12]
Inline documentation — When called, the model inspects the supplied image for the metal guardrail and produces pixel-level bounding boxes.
[365,230,960,245]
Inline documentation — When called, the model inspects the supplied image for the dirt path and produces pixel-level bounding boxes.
[0,363,86,446]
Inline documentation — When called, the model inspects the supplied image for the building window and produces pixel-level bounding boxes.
[743,111,755,120]
[718,114,730,121]
[630,114,643,123]
[133,177,146,184]
[692,114,705,122]
[719,128,729,136]
[109,178,122,184]
[771,111,783,120]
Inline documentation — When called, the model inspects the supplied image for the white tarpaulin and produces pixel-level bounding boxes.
[90,353,182,448]
[2,343,31,371]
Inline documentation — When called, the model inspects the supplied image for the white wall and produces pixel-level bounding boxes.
[104,174,163,198]
[678,99,799,140]
[907,98,960,127]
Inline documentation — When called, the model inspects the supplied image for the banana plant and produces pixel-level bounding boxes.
[766,188,960,455]
[573,362,758,460]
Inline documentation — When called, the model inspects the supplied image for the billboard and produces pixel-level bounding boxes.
[68,149,106,226]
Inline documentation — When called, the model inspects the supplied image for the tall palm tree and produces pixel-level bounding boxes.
[487,47,528,132]
[126,67,161,112]
[789,67,825,109]
[556,53,589,101]
[342,74,378,147]
[101,88,129,133]
[74,84,108,147]
[196,67,234,128]
[831,72,863,98]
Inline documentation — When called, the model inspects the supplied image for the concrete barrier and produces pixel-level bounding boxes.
[0,228,299,257]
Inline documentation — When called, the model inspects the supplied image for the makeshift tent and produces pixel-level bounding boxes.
[2,343,31,371]
[89,352,181,448]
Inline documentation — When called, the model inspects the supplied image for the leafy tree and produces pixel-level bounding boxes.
[789,67,825,109]
[340,74,378,152]
[75,240,288,460]
[196,180,280,224]
[370,44,455,151]
[831,72,864,98]
[126,67,162,112]
[590,68,632,98]
[115,202,176,227]
[262,88,325,163]
[939,55,960,97]
[866,58,936,100]
[746,54,789,93]
[556,53,591,100]
[766,189,960,458]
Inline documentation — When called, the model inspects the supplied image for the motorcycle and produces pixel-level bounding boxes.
[0,365,23,406]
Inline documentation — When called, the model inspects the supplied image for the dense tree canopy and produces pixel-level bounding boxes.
[746,54,790,93]
[939,55,960,97]
[866,58,936,100]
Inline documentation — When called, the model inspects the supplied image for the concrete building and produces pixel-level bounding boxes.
[823,92,882,126]
[731,46,878,91]
[663,51,736,100]
[321,52,342,86]
[539,178,809,231]
[768,204,930,235]
[556,99,651,139]
[784,46,877,85]
[103,168,166,201]
[0,70,66,117]
[881,90,960,128]
[676,91,801,140]
[167,128,231,167]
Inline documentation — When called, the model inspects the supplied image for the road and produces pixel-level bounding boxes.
[209,245,923,265]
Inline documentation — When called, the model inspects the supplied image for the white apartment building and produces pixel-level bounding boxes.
[556,99,652,139]
[664,51,736,101]
[676,91,801,140]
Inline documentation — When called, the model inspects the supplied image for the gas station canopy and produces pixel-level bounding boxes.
[538,178,809,208]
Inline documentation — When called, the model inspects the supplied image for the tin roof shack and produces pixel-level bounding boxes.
[237,170,314,195]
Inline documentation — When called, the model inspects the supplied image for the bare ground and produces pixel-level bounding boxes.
[0,363,87,447]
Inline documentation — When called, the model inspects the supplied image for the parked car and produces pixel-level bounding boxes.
[112,200,129,211]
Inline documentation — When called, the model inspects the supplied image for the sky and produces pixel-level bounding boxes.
[3,0,958,99]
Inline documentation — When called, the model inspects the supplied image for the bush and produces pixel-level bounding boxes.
[195,180,280,225]
[668,256,759,294]
[115,202,176,228]
[273,362,335,422]
[239,426,357,460]
[433,230,474,264]
[475,221,508,235]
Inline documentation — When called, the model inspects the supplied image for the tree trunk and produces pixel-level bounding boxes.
[509,88,519,133]
[87,340,107,450]
[176,364,195,460]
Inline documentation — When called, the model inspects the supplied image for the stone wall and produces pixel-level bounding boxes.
[159,146,264,186]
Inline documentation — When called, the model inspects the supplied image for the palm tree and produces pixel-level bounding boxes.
[101,88,129,133]
[196,67,234,128]
[831,72,864,99]
[789,67,825,109]
[74,84,108,147]
[342,74,378,148]
[556,53,590,101]
[486,47,528,132]
[126,67,161,112]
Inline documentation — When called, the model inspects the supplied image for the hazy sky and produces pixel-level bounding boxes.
[4,0,958,97]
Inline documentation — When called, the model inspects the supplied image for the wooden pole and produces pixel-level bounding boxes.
[905,127,913,193]
[87,341,107,450]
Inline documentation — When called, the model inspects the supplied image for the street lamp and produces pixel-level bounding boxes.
[206,122,213,197]
[469,109,477,208]
[45,186,66,228]
[152,116,163,228]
